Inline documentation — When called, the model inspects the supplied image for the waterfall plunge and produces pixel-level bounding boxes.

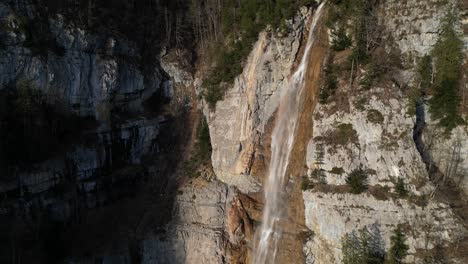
[253,3,326,264]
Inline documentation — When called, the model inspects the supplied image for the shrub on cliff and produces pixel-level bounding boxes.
[331,26,352,51]
[346,167,368,194]
[394,178,408,198]
[183,116,213,178]
[301,176,311,190]
[319,56,338,103]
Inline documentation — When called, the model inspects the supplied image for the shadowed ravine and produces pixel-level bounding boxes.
[253,3,327,264]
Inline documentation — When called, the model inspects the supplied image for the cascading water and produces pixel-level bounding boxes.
[253,3,326,264]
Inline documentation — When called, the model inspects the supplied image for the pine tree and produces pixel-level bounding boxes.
[342,231,361,264]
[342,226,385,264]
[386,228,409,264]
[429,8,464,131]
[395,178,408,198]
[346,167,368,194]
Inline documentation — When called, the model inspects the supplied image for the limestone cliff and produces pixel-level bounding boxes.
[0,0,467,263]
[205,0,467,263]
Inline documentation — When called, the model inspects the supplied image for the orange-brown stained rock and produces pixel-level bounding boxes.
[273,11,329,264]
[232,9,330,264]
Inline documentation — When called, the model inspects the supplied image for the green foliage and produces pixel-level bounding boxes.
[330,167,345,175]
[386,228,409,264]
[395,178,408,198]
[342,226,385,264]
[311,169,327,184]
[335,123,358,146]
[183,117,213,178]
[417,55,433,93]
[367,109,384,124]
[407,56,433,116]
[429,9,464,131]
[331,27,352,51]
[203,0,314,107]
[346,167,368,194]
[319,56,338,103]
[359,60,384,90]
[329,0,378,63]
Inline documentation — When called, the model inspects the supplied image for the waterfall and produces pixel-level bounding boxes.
[253,3,326,264]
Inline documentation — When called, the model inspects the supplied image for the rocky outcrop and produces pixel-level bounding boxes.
[142,179,231,264]
[307,91,429,188]
[382,0,458,57]
[206,8,311,193]
[302,82,466,262]
[0,2,168,122]
[304,191,462,263]
[302,1,468,263]
[424,116,468,195]
[0,1,203,262]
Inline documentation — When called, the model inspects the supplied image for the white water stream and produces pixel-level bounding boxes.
[253,3,326,264]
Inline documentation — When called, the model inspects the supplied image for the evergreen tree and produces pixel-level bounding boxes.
[346,167,368,194]
[395,178,408,198]
[342,226,385,264]
[429,8,464,131]
[386,228,409,264]
[416,55,432,93]
[342,231,361,264]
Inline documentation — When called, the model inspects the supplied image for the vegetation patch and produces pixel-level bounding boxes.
[394,177,409,198]
[346,167,369,194]
[319,55,339,104]
[202,0,316,108]
[367,109,384,124]
[342,226,409,264]
[368,185,392,201]
[182,117,213,179]
[354,97,368,111]
[408,10,465,132]
[428,9,464,131]
[341,225,386,264]
[387,227,410,264]
[301,176,312,191]
[325,123,359,146]
[330,167,345,175]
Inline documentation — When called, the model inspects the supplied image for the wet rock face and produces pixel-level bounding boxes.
[207,8,311,193]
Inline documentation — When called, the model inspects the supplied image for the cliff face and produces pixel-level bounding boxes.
[0,0,201,262]
[206,7,311,194]
[301,1,468,263]
[0,0,467,263]
[206,0,467,263]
